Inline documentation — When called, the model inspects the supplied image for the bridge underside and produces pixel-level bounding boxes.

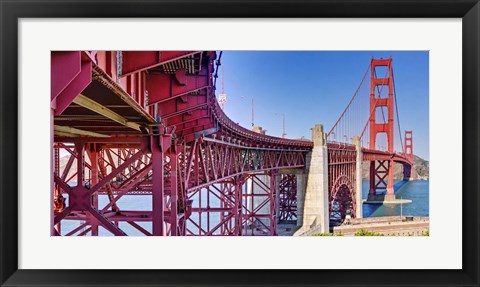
[51,51,413,236]
[52,51,310,236]
[54,140,305,236]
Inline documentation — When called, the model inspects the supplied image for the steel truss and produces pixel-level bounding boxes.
[53,132,306,236]
[51,51,416,237]
[180,136,305,235]
[327,143,357,223]
[278,174,297,222]
[368,159,391,195]
[186,172,278,236]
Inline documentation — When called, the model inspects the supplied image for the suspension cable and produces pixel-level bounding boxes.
[392,67,404,153]
[359,62,391,141]
[327,63,370,137]
[374,69,388,125]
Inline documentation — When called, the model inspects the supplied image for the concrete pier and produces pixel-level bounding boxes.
[353,136,363,219]
[295,172,307,227]
[297,124,329,234]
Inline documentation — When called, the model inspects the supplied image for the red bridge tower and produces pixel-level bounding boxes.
[368,57,396,201]
[403,130,414,179]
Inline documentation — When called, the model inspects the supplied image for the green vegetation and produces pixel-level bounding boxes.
[310,229,429,236]
[311,233,333,236]
[354,229,384,236]
[311,232,344,236]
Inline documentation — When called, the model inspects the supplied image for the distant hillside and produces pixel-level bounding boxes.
[410,154,429,180]
[58,154,91,183]
[361,154,429,180]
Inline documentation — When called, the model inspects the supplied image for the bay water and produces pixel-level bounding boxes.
[59,180,429,236]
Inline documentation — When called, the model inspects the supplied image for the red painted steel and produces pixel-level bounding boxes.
[121,51,201,77]
[403,130,413,180]
[404,130,413,162]
[51,51,414,235]
[326,57,413,222]
[148,68,210,105]
[278,174,297,221]
[52,51,310,236]
[327,143,357,223]
[369,57,395,196]
[51,51,92,115]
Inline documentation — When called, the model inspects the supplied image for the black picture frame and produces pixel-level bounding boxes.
[1,0,479,286]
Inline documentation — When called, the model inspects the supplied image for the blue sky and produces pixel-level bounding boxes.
[216,51,429,160]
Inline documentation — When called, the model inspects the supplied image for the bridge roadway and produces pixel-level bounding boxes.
[51,51,412,236]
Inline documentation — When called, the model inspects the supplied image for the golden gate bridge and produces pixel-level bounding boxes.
[51,51,413,236]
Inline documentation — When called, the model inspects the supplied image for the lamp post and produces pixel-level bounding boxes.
[275,113,286,138]
[400,196,403,221]
[251,97,254,129]
[241,96,254,129]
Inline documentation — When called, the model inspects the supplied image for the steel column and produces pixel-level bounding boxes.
[169,149,178,235]
[269,172,278,235]
[151,135,165,236]
[89,144,99,236]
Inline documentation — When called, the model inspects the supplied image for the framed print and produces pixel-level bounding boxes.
[1,0,479,286]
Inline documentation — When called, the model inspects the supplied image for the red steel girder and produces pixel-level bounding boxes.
[158,94,209,120]
[51,51,92,115]
[182,137,307,192]
[165,108,211,127]
[148,69,210,107]
[51,50,317,237]
[278,174,297,221]
[121,51,200,77]
[368,159,395,196]
[327,143,357,222]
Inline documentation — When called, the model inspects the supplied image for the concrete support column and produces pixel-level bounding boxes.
[295,172,307,227]
[353,136,363,219]
[303,124,329,233]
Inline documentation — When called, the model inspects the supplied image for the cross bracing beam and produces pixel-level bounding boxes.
[54,125,110,138]
[73,94,142,131]
[182,138,307,194]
